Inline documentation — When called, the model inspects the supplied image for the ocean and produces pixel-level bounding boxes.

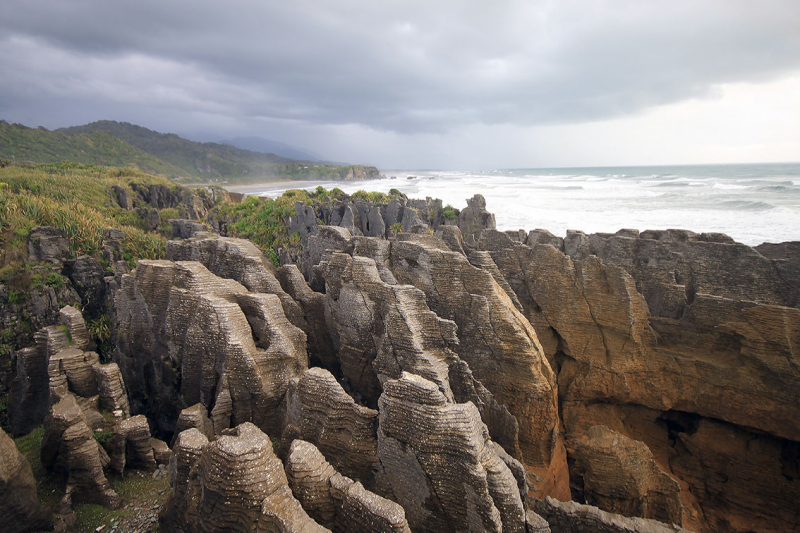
[238,162,800,246]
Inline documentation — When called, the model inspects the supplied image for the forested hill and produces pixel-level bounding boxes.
[0,121,186,177]
[1,120,380,183]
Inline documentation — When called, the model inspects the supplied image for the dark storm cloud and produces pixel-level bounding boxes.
[1,0,799,135]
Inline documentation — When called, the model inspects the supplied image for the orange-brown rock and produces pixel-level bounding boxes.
[568,426,682,525]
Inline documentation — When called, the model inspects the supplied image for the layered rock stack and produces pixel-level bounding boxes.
[87,192,800,532]
[162,422,327,533]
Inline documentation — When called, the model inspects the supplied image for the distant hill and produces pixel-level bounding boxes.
[58,120,303,180]
[222,136,325,162]
[0,119,380,183]
[0,121,186,177]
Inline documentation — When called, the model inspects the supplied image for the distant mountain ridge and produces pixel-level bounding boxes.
[0,119,380,183]
[221,136,326,163]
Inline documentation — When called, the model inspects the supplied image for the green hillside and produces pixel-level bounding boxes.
[0,121,186,178]
[59,120,381,183]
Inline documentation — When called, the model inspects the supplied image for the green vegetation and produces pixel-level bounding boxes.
[54,120,381,184]
[443,204,457,220]
[87,316,114,362]
[15,425,172,533]
[390,222,403,235]
[93,428,114,445]
[0,121,186,177]
[0,162,169,266]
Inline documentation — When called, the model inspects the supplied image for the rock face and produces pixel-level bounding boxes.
[475,227,800,532]
[161,422,328,533]
[165,233,308,332]
[28,226,70,263]
[9,325,70,436]
[0,427,53,533]
[283,368,379,488]
[568,426,682,525]
[533,497,690,533]
[372,237,565,490]
[318,246,523,458]
[114,260,308,438]
[285,439,410,533]
[377,373,527,533]
[41,393,120,511]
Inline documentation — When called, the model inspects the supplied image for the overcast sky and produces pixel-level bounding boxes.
[1,0,799,168]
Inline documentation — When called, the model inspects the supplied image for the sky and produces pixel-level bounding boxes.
[1,0,799,169]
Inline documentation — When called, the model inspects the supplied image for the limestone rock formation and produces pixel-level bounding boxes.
[58,305,89,350]
[458,194,496,241]
[569,426,682,525]
[475,228,800,532]
[284,367,379,488]
[276,265,339,372]
[533,497,691,533]
[48,348,99,399]
[169,219,211,239]
[162,422,328,533]
[93,362,130,416]
[377,372,528,533]
[114,260,308,437]
[28,226,70,263]
[376,237,564,489]
[9,325,70,436]
[0,427,53,533]
[166,233,308,332]
[41,393,120,511]
[107,414,157,475]
[173,403,215,445]
[285,439,410,532]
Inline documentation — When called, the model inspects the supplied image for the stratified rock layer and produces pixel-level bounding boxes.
[284,368,379,488]
[377,372,527,533]
[41,393,120,511]
[114,260,308,437]
[569,426,682,525]
[162,423,328,533]
[285,439,410,533]
[475,228,800,532]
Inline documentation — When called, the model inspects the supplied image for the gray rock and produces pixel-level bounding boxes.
[28,226,70,263]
